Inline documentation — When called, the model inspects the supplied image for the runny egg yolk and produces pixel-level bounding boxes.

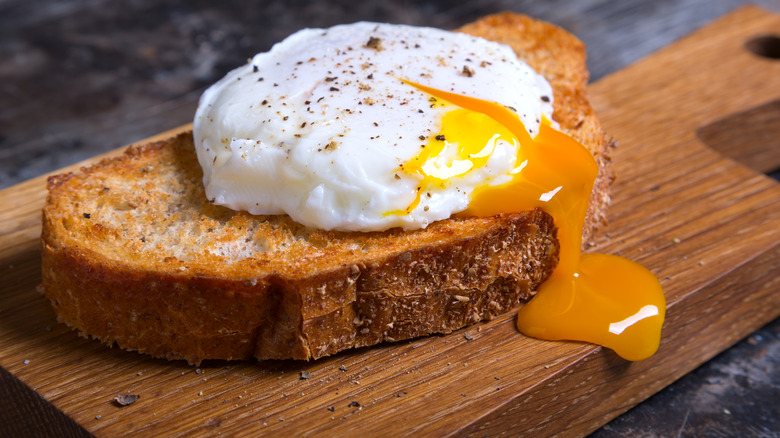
[399,79,666,361]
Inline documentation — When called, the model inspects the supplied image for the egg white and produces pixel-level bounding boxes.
[193,22,554,231]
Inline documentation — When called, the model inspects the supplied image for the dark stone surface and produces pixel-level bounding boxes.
[0,0,778,436]
[593,319,779,438]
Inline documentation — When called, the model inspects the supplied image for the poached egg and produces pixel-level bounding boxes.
[193,22,553,231]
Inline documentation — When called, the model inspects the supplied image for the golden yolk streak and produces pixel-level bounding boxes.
[399,79,666,361]
[391,108,518,214]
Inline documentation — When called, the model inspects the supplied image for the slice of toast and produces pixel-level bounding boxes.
[41,13,613,364]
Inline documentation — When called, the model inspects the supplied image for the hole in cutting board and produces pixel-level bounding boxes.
[745,35,780,59]
[697,99,780,180]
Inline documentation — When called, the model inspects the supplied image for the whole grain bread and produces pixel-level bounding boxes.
[41,13,613,364]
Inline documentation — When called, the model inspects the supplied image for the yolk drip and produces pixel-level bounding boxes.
[400,79,666,361]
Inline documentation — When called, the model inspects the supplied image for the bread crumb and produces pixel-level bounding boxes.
[113,394,140,406]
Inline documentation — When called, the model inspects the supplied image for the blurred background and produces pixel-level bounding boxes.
[2,0,779,187]
[1,0,778,436]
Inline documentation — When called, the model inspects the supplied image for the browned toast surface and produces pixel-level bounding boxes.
[41,13,611,364]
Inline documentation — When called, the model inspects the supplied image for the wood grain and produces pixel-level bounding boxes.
[0,6,779,437]
[698,98,780,174]
[0,365,92,438]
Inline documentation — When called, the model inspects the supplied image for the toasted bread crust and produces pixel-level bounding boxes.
[41,13,610,364]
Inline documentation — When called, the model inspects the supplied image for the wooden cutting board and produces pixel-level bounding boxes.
[1,6,778,437]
